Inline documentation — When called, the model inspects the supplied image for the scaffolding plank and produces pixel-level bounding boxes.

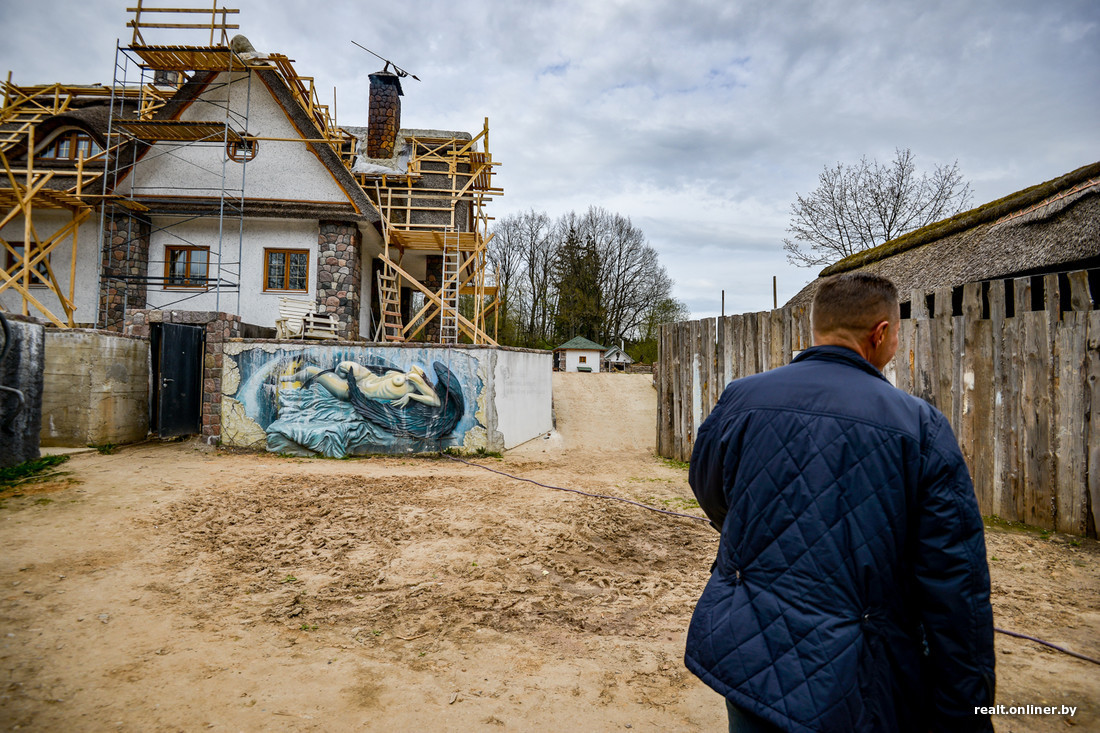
[389,230,480,251]
[0,189,87,211]
[130,45,237,71]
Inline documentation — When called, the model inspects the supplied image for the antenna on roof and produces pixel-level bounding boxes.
[351,41,421,81]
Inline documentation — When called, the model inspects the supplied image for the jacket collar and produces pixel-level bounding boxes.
[791,345,890,383]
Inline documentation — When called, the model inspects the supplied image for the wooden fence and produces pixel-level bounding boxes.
[657,270,1099,538]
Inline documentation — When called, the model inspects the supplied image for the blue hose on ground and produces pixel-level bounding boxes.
[441,453,711,523]
[444,453,1100,668]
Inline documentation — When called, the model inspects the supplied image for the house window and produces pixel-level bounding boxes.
[4,243,50,286]
[164,246,209,288]
[265,248,309,291]
[579,355,587,363]
[40,131,102,160]
[227,138,258,162]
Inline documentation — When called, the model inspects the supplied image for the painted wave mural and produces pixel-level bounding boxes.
[221,344,485,457]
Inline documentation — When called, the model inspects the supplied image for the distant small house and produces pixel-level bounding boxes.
[554,336,607,372]
[602,345,634,372]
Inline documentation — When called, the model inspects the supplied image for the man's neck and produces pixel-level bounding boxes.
[812,333,872,363]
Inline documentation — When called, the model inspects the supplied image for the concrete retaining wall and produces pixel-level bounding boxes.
[220,341,551,456]
[41,330,150,447]
[0,315,45,468]
[493,349,554,449]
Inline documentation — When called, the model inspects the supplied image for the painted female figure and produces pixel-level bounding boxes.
[280,359,463,440]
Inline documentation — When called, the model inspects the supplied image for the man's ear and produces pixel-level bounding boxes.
[870,320,890,348]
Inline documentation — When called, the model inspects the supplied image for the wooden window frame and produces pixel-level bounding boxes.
[163,245,210,289]
[227,138,258,162]
[4,242,51,287]
[264,248,310,293]
[578,355,587,363]
[40,131,102,160]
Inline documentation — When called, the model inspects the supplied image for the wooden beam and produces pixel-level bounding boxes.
[377,252,497,346]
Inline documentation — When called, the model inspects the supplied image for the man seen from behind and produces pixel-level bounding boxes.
[684,272,995,732]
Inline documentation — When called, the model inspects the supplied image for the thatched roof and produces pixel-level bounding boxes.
[785,161,1100,308]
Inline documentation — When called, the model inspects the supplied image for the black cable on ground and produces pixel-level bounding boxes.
[442,453,711,524]
[445,453,1100,668]
[994,627,1100,666]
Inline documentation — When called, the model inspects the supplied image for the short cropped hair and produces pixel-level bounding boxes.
[811,272,899,336]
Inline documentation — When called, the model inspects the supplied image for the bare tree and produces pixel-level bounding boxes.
[486,214,526,342]
[490,206,684,350]
[489,209,556,345]
[783,148,972,267]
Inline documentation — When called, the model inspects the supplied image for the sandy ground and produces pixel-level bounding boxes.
[0,372,1097,732]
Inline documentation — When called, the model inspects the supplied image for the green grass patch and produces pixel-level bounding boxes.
[661,457,689,471]
[0,455,70,490]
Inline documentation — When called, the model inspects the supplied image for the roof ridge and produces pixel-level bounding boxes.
[821,160,1100,277]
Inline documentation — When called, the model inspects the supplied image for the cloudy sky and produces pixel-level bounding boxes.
[2,0,1097,316]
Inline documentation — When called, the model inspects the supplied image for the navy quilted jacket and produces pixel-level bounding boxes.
[685,346,995,733]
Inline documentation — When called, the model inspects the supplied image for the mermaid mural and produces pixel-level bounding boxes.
[260,355,471,457]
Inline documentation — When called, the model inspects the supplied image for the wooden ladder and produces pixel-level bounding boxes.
[376,268,404,342]
[440,230,460,343]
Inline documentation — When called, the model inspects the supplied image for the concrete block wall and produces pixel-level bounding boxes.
[40,330,150,447]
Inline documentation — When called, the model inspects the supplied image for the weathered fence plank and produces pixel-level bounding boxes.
[1087,311,1100,537]
[895,319,915,394]
[912,301,935,405]
[703,317,718,415]
[932,287,955,419]
[960,283,994,515]
[1053,311,1087,534]
[1020,309,1055,529]
[769,307,785,370]
[988,281,1011,520]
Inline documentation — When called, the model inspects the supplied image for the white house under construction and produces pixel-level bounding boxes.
[1,3,502,345]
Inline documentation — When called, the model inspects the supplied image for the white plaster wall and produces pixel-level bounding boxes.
[125,71,348,203]
[563,349,602,372]
[0,213,102,325]
[145,217,318,328]
[492,349,553,449]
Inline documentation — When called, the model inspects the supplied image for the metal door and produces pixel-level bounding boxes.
[151,322,204,438]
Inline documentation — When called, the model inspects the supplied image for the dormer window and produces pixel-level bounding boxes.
[40,131,102,160]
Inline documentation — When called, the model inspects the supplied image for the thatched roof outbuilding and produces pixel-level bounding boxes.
[785,161,1100,309]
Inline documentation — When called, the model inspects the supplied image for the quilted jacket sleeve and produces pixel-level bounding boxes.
[689,402,736,531]
[914,414,996,732]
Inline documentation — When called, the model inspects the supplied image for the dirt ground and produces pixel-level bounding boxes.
[1,372,1097,732]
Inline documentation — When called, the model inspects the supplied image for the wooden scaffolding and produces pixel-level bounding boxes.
[0,81,123,326]
[359,122,503,344]
[3,1,503,343]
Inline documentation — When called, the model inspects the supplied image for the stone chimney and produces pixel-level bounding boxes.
[367,71,403,159]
